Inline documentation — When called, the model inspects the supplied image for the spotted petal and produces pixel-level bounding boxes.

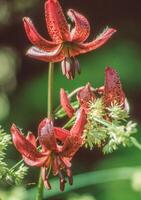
[77,83,95,108]
[61,135,83,158]
[70,108,87,137]
[103,67,125,107]
[26,132,37,147]
[10,124,47,167]
[70,28,116,57]
[26,46,64,62]
[23,17,58,51]
[68,9,90,42]
[38,118,57,151]
[22,132,39,166]
[59,109,86,157]
[54,127,70,141]
[60,88,75,118]
[45,0,71,43]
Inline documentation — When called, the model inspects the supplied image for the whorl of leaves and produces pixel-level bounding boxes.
[84,99,137,153]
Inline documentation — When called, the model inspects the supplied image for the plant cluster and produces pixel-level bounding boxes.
[0,0,140,200]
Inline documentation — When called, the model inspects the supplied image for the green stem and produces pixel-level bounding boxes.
[93,116,111,127]
[36,62,54,200]
[36,176,44,200]
[48,62,54,118]
[63,116,76,129]
[9,159,23,172]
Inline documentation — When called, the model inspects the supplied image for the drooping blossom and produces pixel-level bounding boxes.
[23,0,116,79]
[60,67,126,117]
[10,109,86,191]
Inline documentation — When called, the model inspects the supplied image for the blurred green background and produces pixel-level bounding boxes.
[0,0,141,199]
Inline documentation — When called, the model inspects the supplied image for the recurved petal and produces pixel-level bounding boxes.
[60,111,86,157]
[70,28,116,56]
[26,46,64,62]
[60,88,75,118]
[45,0,71,43]
[61,135,83,158]
[54,127,70,141]
[70,108,87,137]
[68,9,90,42]
[77,83,95,106]
[22,156,47,167]
[38,118,57,151]
[103,67,125,106]
[23,17,58,51]
[10,124,47,167]
[26,132,37,147]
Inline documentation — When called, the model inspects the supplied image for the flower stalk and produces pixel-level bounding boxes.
[48,62,54,118]
[36,62,54,200]
[36,175,44,200]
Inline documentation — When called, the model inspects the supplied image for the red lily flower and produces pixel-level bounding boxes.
[23,0,116,79]
[60,67,126,117]
[10,109,86,191]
